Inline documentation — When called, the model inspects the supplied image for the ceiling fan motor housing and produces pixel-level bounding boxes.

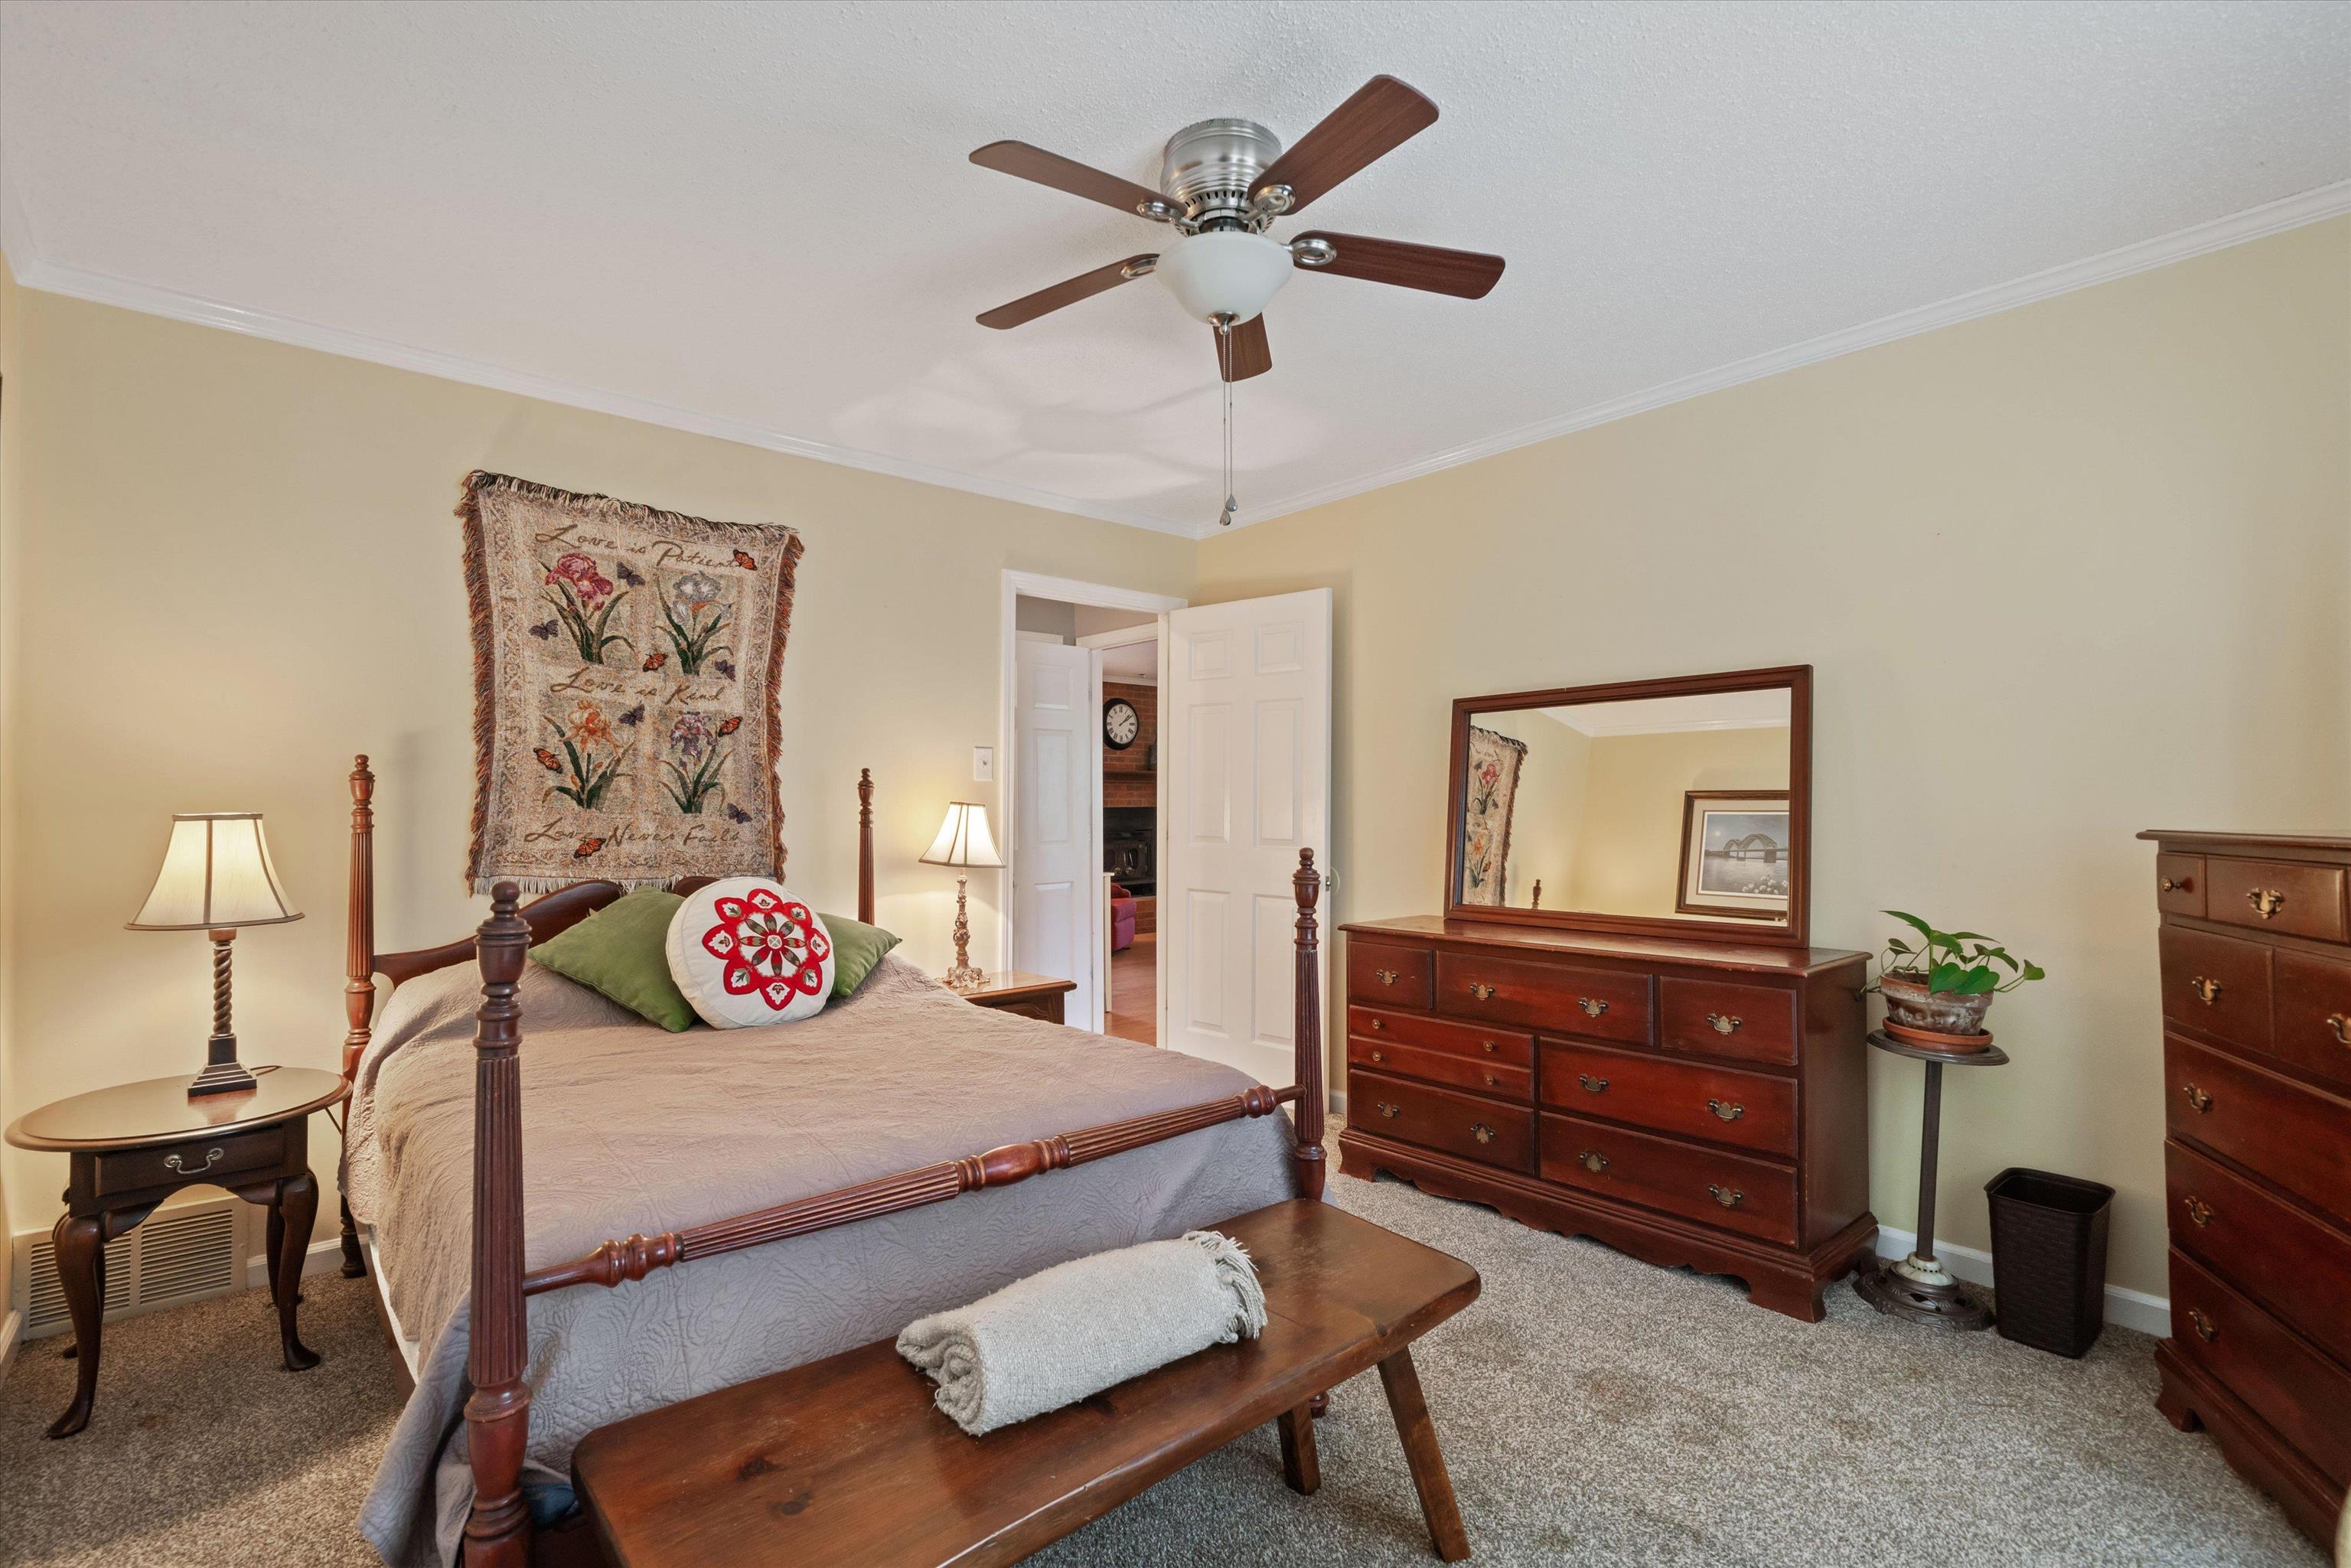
[1160,118,1283,228]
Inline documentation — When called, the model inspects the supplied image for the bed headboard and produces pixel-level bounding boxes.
[342,758,879,1080]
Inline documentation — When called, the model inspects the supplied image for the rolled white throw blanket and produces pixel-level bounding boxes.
[896,1230,1267,1436]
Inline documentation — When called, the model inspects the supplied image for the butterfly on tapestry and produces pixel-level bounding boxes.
[459,470,803,892]
[1457,724,1527,907]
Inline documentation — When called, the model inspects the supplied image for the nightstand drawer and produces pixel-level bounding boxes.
[94,1126,287,1198]
[985,996,1063,1024]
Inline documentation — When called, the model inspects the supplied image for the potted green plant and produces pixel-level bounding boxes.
[1869,911,2046,1051]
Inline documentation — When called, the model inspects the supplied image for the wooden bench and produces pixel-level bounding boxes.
[570,1199,1481,1566]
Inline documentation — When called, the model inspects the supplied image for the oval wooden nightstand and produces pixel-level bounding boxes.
[3,1066,347,1437]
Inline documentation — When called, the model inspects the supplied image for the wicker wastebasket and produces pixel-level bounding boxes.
[1984,1167,2114,1358]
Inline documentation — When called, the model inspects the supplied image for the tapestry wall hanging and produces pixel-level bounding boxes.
[1457,724,1527,906]
[459,470,803,892]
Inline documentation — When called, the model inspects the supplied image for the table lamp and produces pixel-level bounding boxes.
[127,812,304,1097]
[919,801,1002,990]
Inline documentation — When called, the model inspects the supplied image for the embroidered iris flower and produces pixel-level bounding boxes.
[671,571,726,614]
[669,710,714,760]
[658,571,735,676]
[569,700,616,748]
[540,552,631,663]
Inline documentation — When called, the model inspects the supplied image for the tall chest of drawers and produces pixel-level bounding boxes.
[1336,915,1873,1319]
[2141,830,2351,1547]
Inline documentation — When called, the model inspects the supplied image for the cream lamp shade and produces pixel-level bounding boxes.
[918,802,1003,870]
[128,813,304,931]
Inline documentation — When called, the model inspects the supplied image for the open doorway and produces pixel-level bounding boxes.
[1000,572,1183,1041]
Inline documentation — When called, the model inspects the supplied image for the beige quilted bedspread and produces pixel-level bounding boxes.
[343,952,1297,1566]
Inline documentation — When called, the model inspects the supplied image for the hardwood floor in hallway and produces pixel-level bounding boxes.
[1105,932,1155,1045]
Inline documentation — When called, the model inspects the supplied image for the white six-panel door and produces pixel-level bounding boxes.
[1160,589,1332,1084]
[1012,638,1098,1028]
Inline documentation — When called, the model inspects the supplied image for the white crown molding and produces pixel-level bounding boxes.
[0,247,1197,539]
[1224,179,2351,534]
[9,179,2344,546]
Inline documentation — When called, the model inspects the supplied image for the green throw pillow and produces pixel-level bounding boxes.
[530,888,697,1032]
[818,911,901,999]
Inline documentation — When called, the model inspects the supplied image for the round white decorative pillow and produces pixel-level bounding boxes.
[666,877,836,1028]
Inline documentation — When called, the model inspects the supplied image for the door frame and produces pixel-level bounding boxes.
[1078,620,1163,1044]
[999,571,1186,1030]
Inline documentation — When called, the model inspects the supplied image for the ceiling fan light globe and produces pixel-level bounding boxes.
[1154,231,1293,325]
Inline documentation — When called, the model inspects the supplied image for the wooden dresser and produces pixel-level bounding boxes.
[2141,830,2351,1547]
[1336,916,1873,1319]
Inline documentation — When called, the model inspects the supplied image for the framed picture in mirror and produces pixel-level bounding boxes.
[1442,665,1811,947]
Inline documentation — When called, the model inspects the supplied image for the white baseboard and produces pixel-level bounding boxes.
[1874,1225,2170,1338]
[0,1307,21,1390]
[244,1237,351,1292]
[1328,1089,1346,1117]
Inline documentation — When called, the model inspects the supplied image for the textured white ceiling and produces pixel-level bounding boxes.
[4,1,2346,536]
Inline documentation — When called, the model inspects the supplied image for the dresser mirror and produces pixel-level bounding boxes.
[1444,666,1811,947]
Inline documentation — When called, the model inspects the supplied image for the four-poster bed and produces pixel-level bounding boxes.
[332,755,1332,1566]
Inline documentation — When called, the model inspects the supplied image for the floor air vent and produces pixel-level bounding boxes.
[14,1199,245,1338]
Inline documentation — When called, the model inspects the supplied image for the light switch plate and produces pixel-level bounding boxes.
[971,746,994,782]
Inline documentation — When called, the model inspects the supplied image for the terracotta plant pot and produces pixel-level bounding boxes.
[1883,1019,1995,1054]
[1880,974,1994,1041]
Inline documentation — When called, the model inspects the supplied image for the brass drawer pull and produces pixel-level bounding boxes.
[1577,996,1609,1018]
[1707,1099,1745,1123]
[164,1146,227,1176]
[1369,1017,1386,1031]
[1577,1074,1609,1094]
[1480,1039,1498,1055]
[2188,1308,2217,1342]
[2245,888,2287,920]
[2159,875,2193,893]
[1374,967,1401,986]
[2328,1014,2349,1046]
[1469,982,1498,1001]
[2183,1195,2213,1227]
[1577,1150,1609,1174]
[1471,1123,1496,1145]
[2181,1083,2212,1113]
[1706,1012,1742,1035]
[1707,1185,1743,1209]
[1482,1073,1500,1088]
[2187,976,2222,1005]
[1370,1051,1385,1064]
[1377,1101,1400,1119]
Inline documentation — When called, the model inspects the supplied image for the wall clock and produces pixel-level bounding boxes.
[1104,698,1140,750]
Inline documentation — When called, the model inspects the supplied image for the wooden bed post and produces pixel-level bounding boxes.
[857,767,876,925]
[340,755,376,1279]
[463,884,533,1568]
[1292,849,1325,1201]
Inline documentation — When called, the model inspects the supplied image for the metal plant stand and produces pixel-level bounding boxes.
[1854,1031,2010,1331]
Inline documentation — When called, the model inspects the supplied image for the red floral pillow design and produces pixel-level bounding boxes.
[665,876,836,1028]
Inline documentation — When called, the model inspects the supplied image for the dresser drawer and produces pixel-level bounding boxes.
[2166,1035,2351,1225]
[2206,856,2349,945]
[1352,1069,1534,1172]
[1537,1112,1798,1244]
[1658,977,1798,1066]
[93,1125,287,1199]
[1350,1035,1532,1101]
[1538,1040,1796,1158]
[2167,1140,2351,1367]
[2169,1248,2351,1485]
[1348,941,1433,1010]
[1346,1006,1534,1068]
[1433,952,1653,1044]
[2158,927,2273,1055]
[2274,949,2351,1093]
[2155,852,2206,918]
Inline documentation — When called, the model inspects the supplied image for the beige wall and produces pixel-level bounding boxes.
[1570,727,1791,918]
[0,273,1195,1240]
[0,250,21,1322]
[1198,218,2351,1298]
[1485,710,1589,908]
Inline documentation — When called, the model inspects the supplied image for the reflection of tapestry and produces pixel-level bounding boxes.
[459,471,803,892]
[1459,725,1528,905]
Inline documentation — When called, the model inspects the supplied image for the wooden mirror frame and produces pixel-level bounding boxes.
[1442,664,1812,949]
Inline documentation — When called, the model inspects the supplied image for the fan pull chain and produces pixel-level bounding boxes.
[1217,316,1238,528]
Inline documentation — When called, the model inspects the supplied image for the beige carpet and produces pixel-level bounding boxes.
[0,1165,2323,1567]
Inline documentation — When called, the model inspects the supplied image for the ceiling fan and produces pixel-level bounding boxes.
[970,75,1505,383]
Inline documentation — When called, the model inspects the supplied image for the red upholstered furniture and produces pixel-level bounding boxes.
[1111,884,1137,952]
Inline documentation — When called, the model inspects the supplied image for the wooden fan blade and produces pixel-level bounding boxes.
[1293,232,1505,299]
[970,141,1171,218]
[1253,76,1438,214]
[977,256,1156,330]
[1214,315,1272,382]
